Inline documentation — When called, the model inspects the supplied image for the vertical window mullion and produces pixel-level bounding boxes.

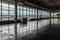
[19,6,20,38]
[29,7,30,34]
[32,8,33,19]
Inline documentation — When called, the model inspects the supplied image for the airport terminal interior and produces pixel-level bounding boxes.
[0,0,60,40]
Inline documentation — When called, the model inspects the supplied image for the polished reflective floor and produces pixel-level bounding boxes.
[0,19,60,40]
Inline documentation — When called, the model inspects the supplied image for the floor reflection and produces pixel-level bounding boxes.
[0,19,50,40]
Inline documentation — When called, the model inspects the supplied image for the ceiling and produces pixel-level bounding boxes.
[26,0,60,11]
[2,0,60,12]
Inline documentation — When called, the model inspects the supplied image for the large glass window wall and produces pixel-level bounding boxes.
[0,2,49,21]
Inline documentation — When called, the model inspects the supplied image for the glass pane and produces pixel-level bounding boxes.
[10,4,15,20]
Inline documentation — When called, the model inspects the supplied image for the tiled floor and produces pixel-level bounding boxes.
[0,19,60,40]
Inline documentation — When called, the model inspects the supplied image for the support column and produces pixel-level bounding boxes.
[37,9,38,31]
[53,11,54,25]
[49,11,51,26]
[52,11,55,32]
[14,0,17,40]
[49,11,52,32]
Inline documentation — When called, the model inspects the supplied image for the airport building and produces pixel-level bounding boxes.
[0,0,60,40]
